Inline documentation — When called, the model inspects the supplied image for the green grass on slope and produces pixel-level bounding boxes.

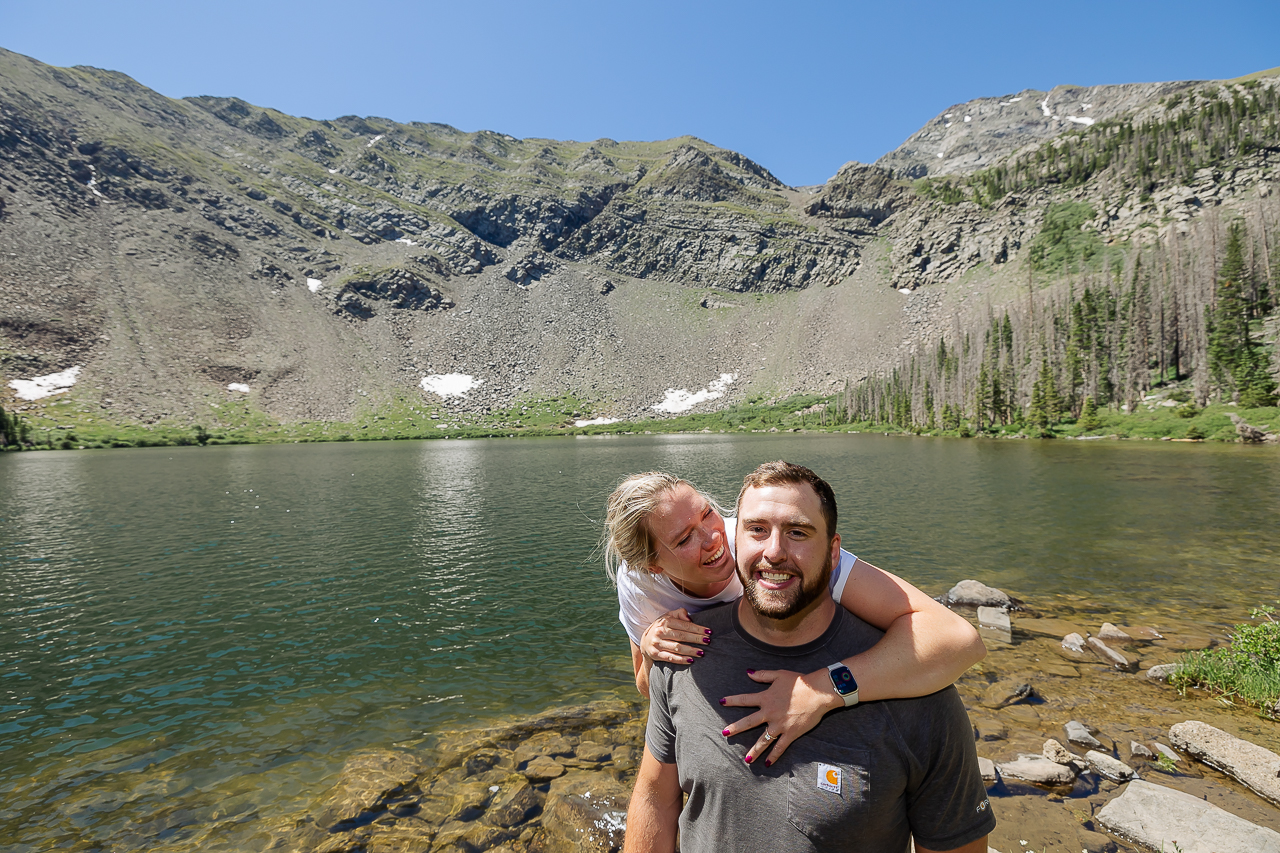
[5,389,1278,451]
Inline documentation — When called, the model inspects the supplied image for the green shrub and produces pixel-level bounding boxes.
[1233,605,1280,663]
[1172,605,1280,713]
[1174,402,1199,418]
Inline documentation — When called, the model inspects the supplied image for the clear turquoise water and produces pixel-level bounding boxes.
[2,434,1277,850]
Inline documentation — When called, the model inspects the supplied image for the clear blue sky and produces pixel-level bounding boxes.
[3,0,1277,186]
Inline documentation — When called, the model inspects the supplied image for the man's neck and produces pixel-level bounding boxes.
[735,595,837,647]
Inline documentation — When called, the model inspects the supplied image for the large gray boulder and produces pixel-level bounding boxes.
[943,580,1016,609]
[1097,779,1280,852]
[996,754,1076,785]
[1169,720,1280,806]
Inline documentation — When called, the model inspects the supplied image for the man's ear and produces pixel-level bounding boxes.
[828,533,841,568]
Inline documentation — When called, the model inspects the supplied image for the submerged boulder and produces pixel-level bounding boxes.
[316,750,427,828]
[1065,720,1104,750]
[1087,636,1138,671]
[542,771,632,853]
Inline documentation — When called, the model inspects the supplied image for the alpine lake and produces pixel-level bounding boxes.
[3,433,1279,853]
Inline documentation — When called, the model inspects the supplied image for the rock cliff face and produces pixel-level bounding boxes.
[0,46,1275,425]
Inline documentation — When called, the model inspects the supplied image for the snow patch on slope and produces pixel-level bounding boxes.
[421,374,481,398]
[8,366,82,401]
[653,374,737,414]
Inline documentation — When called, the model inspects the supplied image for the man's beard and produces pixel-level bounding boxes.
[740,550,833,621]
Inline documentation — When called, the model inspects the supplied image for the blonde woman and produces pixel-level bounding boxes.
[605,471,984,764]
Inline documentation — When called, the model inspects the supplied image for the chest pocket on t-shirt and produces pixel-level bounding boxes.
[787,743,871,844]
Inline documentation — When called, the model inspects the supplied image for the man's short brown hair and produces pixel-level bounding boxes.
[735,461,838,541]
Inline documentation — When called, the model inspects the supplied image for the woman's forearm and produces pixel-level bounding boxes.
[835,558,985,701]
[836,608,985,702]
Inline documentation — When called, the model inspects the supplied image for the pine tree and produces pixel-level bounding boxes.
[1029,357,1061,431]
[1238,357,1278,408]
[1079,396,1102,431]
[975,360,992,430]
[1208,224,1251,395]
[0,403,26,449]
[1029,372,1047,430]
[1208,222,1275,404]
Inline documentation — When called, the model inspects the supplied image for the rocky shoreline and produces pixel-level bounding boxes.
[262,580,1280,853]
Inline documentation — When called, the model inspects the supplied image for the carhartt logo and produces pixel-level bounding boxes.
[976,798,989,813]
[817,763,841,794]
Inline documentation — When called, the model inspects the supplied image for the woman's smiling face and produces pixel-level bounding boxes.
[645,484,737,598]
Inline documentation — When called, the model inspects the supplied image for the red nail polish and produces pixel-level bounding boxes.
[719,698,726,706]
[702,636,710,644]
[765,760,773,768]
[687,657,695,664]
[722,728,730,736]
[697,650,705,657]
[705,629,713,635]
[744,756,753,764]
[747,669,755,675]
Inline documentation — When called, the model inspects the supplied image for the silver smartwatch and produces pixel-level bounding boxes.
[827,663,860,707]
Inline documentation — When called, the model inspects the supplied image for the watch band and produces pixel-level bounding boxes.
[827,663,860,707]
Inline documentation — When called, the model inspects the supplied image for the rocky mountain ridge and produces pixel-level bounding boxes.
[875,80,1200,179]
[1,47,1275,427]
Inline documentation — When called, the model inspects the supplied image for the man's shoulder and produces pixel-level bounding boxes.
[879,684,972,743]
[698,600,737,630]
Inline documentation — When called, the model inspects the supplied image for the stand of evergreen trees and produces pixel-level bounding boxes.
[0,402,32,448]
[927,80,1280,206]
[843,202,1278,432]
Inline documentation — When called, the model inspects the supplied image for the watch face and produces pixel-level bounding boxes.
[831,666,857,695]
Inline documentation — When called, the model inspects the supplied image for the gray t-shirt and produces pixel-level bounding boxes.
[646,602,995,853]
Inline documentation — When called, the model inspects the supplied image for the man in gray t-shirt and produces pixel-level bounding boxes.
[623,461,994,853]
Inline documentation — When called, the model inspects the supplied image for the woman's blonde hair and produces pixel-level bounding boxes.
[602,472,725,586]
